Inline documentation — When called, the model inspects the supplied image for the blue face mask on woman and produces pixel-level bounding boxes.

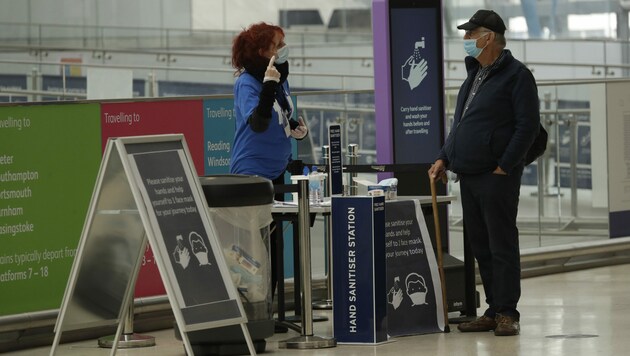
[463,32,490,58]
[275,45,289,64]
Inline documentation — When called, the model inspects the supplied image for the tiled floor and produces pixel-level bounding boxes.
[11,263,630,356]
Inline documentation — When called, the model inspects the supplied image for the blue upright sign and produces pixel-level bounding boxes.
[328,124,343,195]
[388,0,445,164]
[332,196,387,344]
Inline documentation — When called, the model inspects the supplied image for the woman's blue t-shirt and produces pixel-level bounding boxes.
[229,72,292,180]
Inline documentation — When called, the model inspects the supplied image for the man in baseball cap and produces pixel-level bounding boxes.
[457,9,506,35]
[429,8,540,338]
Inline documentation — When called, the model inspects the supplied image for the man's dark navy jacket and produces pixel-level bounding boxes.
[438,50,540,175]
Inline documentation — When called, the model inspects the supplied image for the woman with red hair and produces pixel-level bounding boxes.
[229,23,308,329]
[230,22,308,181]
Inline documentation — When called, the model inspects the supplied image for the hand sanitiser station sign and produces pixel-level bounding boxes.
[332,196,387,344]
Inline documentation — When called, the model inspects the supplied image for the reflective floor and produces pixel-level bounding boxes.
[10,264,630,356]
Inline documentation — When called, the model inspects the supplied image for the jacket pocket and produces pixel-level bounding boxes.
[489,127,511,159]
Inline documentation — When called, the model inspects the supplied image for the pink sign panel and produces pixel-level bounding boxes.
[101,100,204,297]
[101,100,204,174]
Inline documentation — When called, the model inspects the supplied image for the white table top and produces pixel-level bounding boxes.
[394,195,458,205]
[271,195,456,214]
[271,200,331,214]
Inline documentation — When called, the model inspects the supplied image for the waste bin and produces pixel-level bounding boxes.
[174,174,275,355]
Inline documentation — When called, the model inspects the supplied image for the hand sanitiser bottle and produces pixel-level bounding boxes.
[308,166,323,204]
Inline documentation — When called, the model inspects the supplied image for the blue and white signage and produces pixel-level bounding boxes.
[332,196,387,344]
[388,0,444,164]
[385,200,445,336]
[328,124,343,195]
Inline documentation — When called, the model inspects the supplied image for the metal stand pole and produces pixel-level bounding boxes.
[313,145,333,310]
[569,114,578,218]
[346,144,359,196]
[98,300,155,348]
[30,68,39,102]
[279,179,336,349]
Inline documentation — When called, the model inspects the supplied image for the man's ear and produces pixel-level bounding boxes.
[487,32,496,43]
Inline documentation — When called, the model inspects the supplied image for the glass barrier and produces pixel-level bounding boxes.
[292,83,611,259]
[0,42,616,256]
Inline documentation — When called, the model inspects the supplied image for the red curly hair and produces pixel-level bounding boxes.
[232,22,284,74]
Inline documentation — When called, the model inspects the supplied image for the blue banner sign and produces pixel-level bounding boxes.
[328,124,343,195]
[332,196,387,344]
[388,0,444,164]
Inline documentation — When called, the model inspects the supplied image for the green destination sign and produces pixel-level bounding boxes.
[0,103,101,315]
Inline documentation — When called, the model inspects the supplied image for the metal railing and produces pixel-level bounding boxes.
[0,36,624,242]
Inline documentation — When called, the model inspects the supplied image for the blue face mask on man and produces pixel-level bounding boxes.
[463,32,490,58]
[275,45,289,64]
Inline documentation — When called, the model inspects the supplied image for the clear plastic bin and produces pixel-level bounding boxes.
[175,174,274,355]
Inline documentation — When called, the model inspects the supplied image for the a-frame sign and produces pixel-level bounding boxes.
[50,134,255,355]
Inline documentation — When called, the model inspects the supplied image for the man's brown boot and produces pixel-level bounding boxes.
[494,314,520,336]
[457,315,497,332]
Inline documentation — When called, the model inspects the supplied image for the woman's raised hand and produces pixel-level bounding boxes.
[263,55,281,83]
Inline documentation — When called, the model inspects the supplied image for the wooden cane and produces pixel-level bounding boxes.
[429,174,450,332]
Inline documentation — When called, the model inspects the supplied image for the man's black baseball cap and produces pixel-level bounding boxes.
[457,9,506,35]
